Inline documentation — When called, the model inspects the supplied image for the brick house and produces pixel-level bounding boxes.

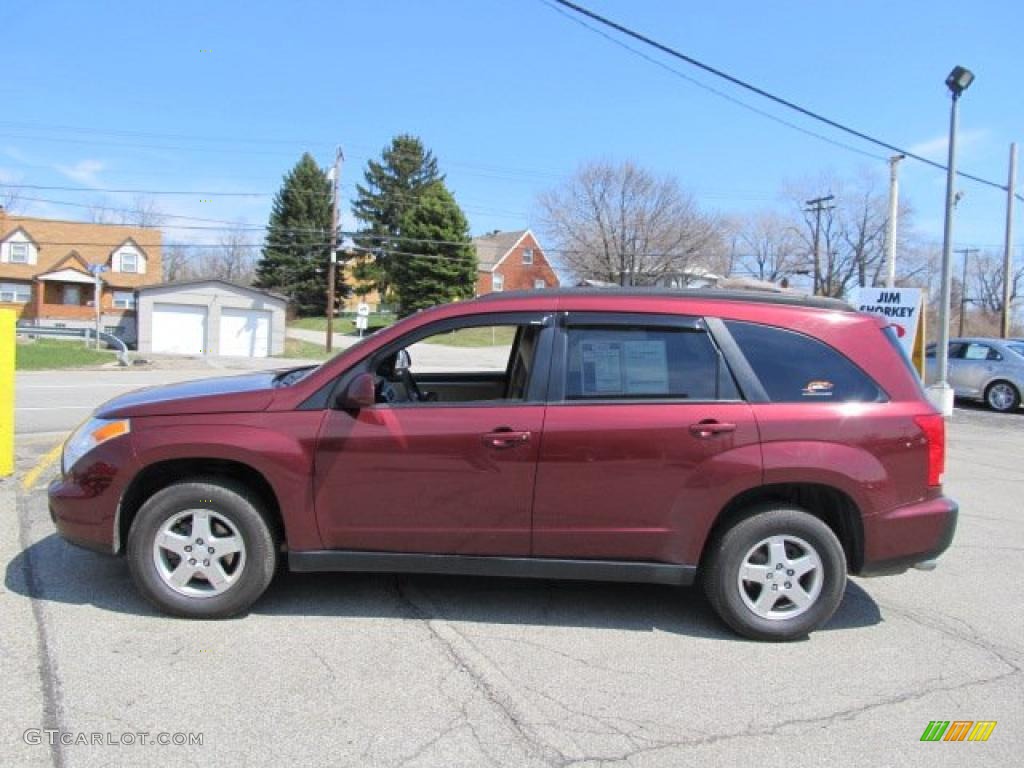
[472,229,559,296]
[0,211,161,344]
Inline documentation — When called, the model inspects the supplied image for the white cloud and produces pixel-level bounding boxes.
[55,159,105,186]
[908,129,988,159]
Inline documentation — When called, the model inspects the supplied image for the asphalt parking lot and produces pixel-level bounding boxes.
[3,369,1022,767]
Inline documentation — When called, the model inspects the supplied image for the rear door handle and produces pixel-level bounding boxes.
[689,421,737,438]
[482,429,532,449]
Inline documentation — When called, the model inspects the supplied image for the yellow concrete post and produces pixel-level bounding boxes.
[0,309,14,477]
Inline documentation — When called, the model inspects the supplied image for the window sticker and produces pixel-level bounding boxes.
[623,340,669,394]
[581,341,624,394]
[579,338,669,396]
[801,380,834,397]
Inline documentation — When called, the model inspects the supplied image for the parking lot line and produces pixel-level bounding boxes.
[21,441,64,491]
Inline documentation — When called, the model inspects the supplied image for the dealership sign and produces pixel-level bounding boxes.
[849,287,923,357]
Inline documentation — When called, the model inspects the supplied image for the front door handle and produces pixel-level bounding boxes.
[482,429,532,449]
[689,420,737,438]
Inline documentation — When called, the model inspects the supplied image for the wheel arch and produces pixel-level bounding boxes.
[699,483,864,574]
[116,458,284,554]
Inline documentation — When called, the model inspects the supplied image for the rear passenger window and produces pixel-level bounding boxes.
[565,325,739,401]
[725,321,884,403]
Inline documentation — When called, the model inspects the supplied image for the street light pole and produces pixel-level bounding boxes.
[885,155,904,288]
[930,65,975,416]
[1001,142,1017,338]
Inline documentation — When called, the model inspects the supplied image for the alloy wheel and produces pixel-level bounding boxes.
[152,509,246,598]
[737,534,823,620]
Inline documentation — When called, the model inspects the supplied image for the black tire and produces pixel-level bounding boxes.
[985,380,1020,413]
[703,505,847,641]
[127,478,277,619]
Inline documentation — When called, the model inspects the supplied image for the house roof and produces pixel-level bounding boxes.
[136,277,289,303]
[471,229,529,271]
[0,211,161,288]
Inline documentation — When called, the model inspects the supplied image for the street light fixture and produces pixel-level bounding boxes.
[928,65,975,416]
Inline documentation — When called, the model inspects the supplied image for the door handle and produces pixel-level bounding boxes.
[482,429,531,449]
[689,420,737,438]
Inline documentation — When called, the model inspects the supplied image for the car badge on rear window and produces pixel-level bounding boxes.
[802,380,834,397]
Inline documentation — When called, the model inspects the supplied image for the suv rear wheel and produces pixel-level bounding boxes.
[704,505,847,641]
[127,479,277,618]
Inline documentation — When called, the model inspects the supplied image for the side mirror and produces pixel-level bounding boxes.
[395,349,411,371]
[338,372,375,409]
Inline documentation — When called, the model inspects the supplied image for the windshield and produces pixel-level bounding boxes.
[1008,343,1024,359]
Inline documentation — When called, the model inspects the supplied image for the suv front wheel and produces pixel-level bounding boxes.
[127,479,278,618]
[703,505,847,641]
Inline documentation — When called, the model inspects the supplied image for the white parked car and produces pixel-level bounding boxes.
[925,337,1024,412]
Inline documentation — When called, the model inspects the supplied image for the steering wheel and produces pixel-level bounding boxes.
[399,367,425,402]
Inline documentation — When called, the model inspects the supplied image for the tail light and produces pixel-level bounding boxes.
[913,414,945,487]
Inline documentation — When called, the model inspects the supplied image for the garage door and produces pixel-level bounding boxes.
[219,307,271,357]
[152,303,208,355]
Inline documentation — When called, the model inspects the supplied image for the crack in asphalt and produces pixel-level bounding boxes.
[13,488,67,768]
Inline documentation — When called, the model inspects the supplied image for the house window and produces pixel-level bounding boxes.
[0,282,31,303]
[492,273,504,292]
[9,243,30,264]
[113,290,136,309]
[522,248,534,265]
[62,285,82,305]
[119,251,139,273]
[534,279,546,290]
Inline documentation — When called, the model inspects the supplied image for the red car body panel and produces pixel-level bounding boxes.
[532,402,761,563]
[49,290,956,578]
[314,405,545,555]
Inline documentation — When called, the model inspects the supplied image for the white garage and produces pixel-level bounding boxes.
[219,307,271,357]
[152,303,208,355]
[137,279,287,357]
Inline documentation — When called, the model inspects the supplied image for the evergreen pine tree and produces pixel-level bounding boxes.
[255,153,343,315]
[352,135,442,299]
[393,182,477,316]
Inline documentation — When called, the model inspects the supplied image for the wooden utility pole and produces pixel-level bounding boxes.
[804,195,835,295]
[956,247,979,337]
[325,146,344,353]
[1001,143,1017,338]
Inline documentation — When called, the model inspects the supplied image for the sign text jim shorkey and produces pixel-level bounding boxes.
[858,291,918,318]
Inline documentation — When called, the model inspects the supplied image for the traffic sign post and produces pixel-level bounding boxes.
[355,303,370,337]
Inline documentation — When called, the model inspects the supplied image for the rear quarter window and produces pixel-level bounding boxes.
[725,320,885,403]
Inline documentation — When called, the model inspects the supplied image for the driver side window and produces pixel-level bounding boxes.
[373,320,545,406]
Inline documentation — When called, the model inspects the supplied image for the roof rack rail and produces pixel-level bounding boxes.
[474,287,853,312]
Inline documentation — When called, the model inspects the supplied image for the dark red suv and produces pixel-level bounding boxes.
[49,289,956,640]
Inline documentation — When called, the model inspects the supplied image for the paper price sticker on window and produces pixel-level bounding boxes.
[849,287,922,357]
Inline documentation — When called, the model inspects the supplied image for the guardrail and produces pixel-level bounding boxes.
[17,324,130,366]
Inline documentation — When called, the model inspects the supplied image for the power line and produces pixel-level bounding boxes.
[546,0,1011,193]
[6,183,270,197]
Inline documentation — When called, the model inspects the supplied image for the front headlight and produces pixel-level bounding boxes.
[62,417,131,475]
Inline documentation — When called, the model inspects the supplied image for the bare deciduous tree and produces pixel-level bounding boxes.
[786,172,906,297]
[87,194,167,227]
[737,211,800,282]
[202,226,256,284]
[537,160,722,285]
[162,242,195,282]
[1,184,24,214]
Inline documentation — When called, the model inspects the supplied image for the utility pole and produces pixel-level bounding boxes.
[804,195,835,295]
[1001,143,1017,338]
[885,155,905,288]
[325,146,344,353]
[956,248,979,337]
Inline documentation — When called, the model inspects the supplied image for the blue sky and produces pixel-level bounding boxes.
[2,0,1020,262]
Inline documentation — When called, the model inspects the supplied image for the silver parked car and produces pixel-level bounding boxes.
[925,337,1024,412]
